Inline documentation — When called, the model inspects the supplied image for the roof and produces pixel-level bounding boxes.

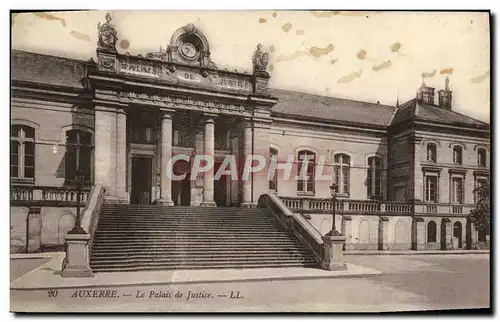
[392,98,489,129]
[269,88,397,127]
[11,50,87,89]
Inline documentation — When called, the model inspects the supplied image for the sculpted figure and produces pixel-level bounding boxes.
[252,44,269,74]
[97,13,118,51]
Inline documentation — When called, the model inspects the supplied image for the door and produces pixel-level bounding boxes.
[214,161,228,206]
[131,157,152,204]
[453,222,463,249]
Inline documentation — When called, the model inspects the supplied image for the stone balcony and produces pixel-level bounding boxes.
[10,185,91,207]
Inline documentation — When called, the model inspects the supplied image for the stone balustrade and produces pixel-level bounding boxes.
[279,196,413,215]
[10,185,91,207]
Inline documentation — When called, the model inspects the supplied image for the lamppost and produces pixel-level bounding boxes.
[326,182,341,236]
[68,168,87,234]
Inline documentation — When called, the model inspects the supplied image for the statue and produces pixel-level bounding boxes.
[97,13,118,51]
[252,44,269,74]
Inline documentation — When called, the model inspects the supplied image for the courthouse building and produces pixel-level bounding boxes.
[10,16,490,255]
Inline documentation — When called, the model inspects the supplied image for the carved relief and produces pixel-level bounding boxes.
[98,55,116,72]
[97,13,118,52]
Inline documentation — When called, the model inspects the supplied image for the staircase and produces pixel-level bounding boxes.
[90,205,318,272]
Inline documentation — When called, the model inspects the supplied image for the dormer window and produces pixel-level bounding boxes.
[427,143,437,163]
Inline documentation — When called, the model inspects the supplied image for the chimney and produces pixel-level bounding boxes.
[438,76,452,110]
[417,74,435,104]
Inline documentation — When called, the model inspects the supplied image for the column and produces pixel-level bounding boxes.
[94,107,117,197]
[201,116,216,207]
[378,216,389,250]
[241,120,253,207]
[159,112,174,206]
[115,108,128,202]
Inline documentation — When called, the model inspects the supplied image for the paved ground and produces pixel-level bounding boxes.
[10,258,50,281]
[10,253,490,312]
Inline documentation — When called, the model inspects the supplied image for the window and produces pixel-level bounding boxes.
[65,130,93,184]
[477,148,487,167]
[269,148,278,191]
[367,156,382,199]
[475,178,488,204]
[425,175,438,202]
[334,153,350,196]
[427,143,437,162]
[427,221,437,242]
[451,177,464,204]
[10,125,35,181]
[297,150,315,194]
[453,146,463,165]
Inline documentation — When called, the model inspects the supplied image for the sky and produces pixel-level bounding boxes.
[11,10,491,122]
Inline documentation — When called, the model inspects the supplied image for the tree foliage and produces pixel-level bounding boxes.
[467,182,490,232]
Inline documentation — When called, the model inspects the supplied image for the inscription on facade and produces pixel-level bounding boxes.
[215,76,248,90]
[178,72,201,83]
[118,91,247,113]
[119,61,170,78]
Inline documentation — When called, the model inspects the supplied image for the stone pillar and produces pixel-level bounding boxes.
[201,116,216,207]
[158,112,174,206]
[61,234,93,278]
[321,235,347,271]
[115,108,128,202]
[252,122,271,202]
[94,107,117,197]
[342,216,353,250]
[378,216,389,250]
[230,134,240,206]
[415,217,426,250]
[191,125,204,206]
[241,120,252,207]
[241,121,253,207]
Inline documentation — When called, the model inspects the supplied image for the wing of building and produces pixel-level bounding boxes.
[10,19,490,265]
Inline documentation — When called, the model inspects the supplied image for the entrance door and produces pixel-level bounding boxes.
[453,222,463,249]
[131,157,152,204]
[214,161,227,206]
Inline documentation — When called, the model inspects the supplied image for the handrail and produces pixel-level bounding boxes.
[10,185,91,207]
[257,193,324,263]
[80,185,106,255]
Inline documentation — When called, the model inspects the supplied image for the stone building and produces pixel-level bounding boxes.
[10,18,490,254]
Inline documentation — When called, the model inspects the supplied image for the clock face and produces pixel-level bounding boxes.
[180,42,197,59]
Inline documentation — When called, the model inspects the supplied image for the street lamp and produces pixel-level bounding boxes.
[326,182,341,237]
[68,167,87,235]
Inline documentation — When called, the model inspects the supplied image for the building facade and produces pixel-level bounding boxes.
[10,17,490,253]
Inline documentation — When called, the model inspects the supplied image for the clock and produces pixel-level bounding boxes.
[180,42,197,59]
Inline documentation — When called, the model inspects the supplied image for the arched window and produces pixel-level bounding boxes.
[427,143,437,162]
[477,148,487,167]
[65,129,93,184]
[297,150,315,194]
[10,125,35,181]
[427,221,437,242]
[334,153,350,196]
[269,148,278,191]
[453,145,463,165]
[367,156,382,199]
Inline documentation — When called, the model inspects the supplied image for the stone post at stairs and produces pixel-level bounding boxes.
[61,233,93,278]
[321,234,347,271]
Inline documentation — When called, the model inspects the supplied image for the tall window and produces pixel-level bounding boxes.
[477,148,487,167]
[453,146,463,165]
[425,175,438,202]
[367,156,382,199]
[65,130,93,184]
[334,153,350,196]
[427,221,437,242]
[269,148,278,191]
[451,177,464,204]
[427,143,437,162]
[475,178,488,204]
[297,150,315,194]
[10,125,35,181]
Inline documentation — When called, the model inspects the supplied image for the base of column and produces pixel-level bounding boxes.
[157,199,175,206]
[320,260,347,271]
[200,201,217,207]
[240,202,257,208]
[60,234,93,278]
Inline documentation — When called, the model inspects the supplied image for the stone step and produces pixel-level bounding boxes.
[90,253,314,263]
[91,262,318,272]
[91,240,304,248]
[90,248,311,256]
[90,257,317,267]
